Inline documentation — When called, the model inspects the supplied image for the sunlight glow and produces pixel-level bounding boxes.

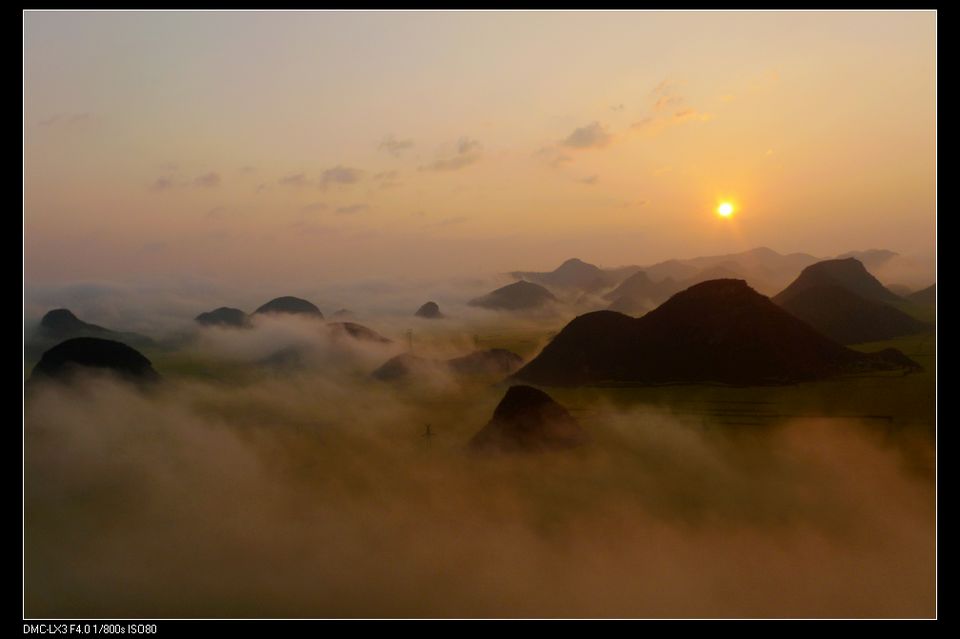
[717,202,735,218]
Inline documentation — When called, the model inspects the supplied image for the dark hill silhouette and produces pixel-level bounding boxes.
[888,284,915,297]
[371,353,434,381]
[513,279,918,386]
[31,337,159,383]
[39,308,110,337]
[414,301,444,319]
[511,258,612,291]
[775,258,901,304]
[447,349,524,377]
[908,284,936,306]
[195,307,249,328]
[773,284,928,344]
[604,271,679,316]
[253,296,323,318]
[836,249,898,272]
[34,308,153,348]
[468,385,587,453]
[603,271,678,305]
[607,294,654,316]
[468,280,557,311]
[373,349,524,382]
[258,346,307,371]
[327,322,392,344]
[682,263,748,286]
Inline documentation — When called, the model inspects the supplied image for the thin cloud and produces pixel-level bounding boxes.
[194,172,221,188]
[610,104,625,112]
[632,79,714,136]
[335,204,369,215]
[650,79,679,97]
[37,112,93,128]
[302,202,329,212]
[320,165,365,187]
[279,173,310,187]
[379,135,414,157]
[578,175,599,185]
[422,215,469,229]
[420,137,483,172]
[535,146,572,168]
[152,177,176,191]
[654,95,684,111]
[561,122,612,149]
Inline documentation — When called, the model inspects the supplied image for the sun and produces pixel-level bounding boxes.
[717,202,734,218]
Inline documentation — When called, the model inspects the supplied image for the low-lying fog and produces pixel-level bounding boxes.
[24,300,935,618]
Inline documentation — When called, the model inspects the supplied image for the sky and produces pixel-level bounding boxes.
[24,11,936,287]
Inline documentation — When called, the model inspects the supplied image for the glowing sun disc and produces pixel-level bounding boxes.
[717,202,734,217]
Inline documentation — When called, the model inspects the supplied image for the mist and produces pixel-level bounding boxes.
[24,354,935,618]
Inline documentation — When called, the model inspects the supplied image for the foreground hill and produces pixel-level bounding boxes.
[30,337,160,383]
[468,280,558,311]
[513,279,919,386]
[468,385,587,453]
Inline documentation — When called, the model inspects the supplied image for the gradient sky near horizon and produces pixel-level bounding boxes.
[24,11,936,286]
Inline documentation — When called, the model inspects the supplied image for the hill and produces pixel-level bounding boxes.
[31,337,160,383]
[514,279,918,386]
[773,284,928,344]
[195,307,249,328]
[327,322,392,344]
[775,258,901,304]
[373,349,524,382]
[414,301,444,319]
[253,296,323,317]
[468,385,587,453]
[468,280,558,311]
[908,284,936,306]
[33,308,153,348]
[511,258,618,292]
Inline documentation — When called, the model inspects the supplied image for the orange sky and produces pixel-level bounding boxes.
[24,11,936,286]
